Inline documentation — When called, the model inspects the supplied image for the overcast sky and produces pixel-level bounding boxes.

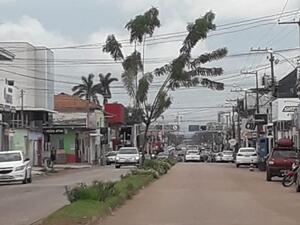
[0,0,299,131]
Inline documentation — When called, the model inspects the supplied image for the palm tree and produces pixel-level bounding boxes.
[72,74,99,103]
[98,73,118,105]
[103,8,227,163]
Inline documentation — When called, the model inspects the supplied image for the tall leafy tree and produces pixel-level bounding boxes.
[72,74,99,103]
[103,8,228,162]
[98,73,118,104]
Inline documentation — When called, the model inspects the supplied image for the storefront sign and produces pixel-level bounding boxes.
[44,128,65,134]
[254,114,268,125]
[272,98,300,122]
[0,79,16,112]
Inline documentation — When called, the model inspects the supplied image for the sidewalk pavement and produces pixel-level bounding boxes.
[32,163,93,177]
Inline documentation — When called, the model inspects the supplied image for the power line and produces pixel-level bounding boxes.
[5,9,299,54]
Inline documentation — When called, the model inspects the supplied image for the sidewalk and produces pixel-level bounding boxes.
[32,163,93,177]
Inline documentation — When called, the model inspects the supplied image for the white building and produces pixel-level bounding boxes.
[0,42,54,166]
[0,42,54,111]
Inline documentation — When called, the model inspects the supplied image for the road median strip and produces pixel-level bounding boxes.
[38,159,176,225]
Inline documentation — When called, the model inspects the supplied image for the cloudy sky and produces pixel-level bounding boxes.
[0,0,299,131]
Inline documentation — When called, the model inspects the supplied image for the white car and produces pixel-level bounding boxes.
[115,147,140,168]
[222,151,234,163]
[0,151,32,184]
[235,147,258,167]
[185,150,201,162]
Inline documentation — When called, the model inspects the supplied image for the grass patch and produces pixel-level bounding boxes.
[41,175,154,225]
[41,159,176,225]
[42,200,107,225]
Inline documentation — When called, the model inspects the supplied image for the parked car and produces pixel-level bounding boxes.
[185,150,201,162]
[222,151,234,163]
[266,139,298,181]
[215,152,223,162]
[235,147,258,167]
[105,151,118,165]
[0,151,32,184]
[115,147,140,168]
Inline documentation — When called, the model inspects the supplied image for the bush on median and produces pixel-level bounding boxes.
[42,159,176,225]
[142,159,174,176]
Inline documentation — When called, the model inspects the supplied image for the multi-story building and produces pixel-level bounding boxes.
[0,42,54,166]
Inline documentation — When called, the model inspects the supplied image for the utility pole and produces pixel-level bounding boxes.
[250,48,275,95]
[20,89,24,128]
[232,105,235,139]
[236,98,241,149]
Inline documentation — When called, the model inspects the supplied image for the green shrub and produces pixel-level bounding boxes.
[65,181,117,203]
[131,168,160,179]
[143,159,174,175]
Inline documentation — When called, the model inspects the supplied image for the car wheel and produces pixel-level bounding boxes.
[296,178,300,192]
[266,170,272,182]
[236,164,239,168]
[115,165,121,169]
[27,176,32,183]
[22,172,28,184]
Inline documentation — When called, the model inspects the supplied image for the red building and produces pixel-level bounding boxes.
[104,103,125,151]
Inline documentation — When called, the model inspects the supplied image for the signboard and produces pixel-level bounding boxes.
[44,128,65,134]
[155,124,179,132]
[272,98,300,122]
[254,114,268,125]
[0,79,16,112]
[188,125,200,132]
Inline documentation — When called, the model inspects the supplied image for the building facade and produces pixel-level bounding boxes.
[0,42,54,166]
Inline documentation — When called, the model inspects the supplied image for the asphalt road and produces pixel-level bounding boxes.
[0,166,128,225]
[100,163,300,225]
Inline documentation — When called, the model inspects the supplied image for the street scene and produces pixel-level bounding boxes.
[0,0,300,225]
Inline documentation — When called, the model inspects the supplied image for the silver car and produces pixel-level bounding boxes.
[105,151,118,165]
[115,147,140,168]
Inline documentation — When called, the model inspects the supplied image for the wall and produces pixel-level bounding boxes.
[35,47,54,110]
[50,130,76,163]
[10,129,27,152]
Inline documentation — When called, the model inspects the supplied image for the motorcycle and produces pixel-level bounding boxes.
[282,160,299,187]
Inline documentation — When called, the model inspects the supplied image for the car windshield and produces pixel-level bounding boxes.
[272,150,297,159]
[119,149,138,154]
[106,152,117,156]
[187,150,199,154]
[0,153,22,162]
[239,148,255,153]
[223,151,233,155]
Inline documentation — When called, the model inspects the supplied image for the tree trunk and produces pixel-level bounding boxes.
[141,122,150,166]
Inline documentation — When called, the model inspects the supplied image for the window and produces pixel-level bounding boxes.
[58,138,64,149]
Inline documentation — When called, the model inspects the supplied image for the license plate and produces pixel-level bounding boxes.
[280,170,288,174]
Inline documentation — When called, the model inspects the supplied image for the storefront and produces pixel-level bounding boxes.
[272,98,300,143]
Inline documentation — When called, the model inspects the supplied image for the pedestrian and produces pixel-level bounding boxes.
[50,147,56,171]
